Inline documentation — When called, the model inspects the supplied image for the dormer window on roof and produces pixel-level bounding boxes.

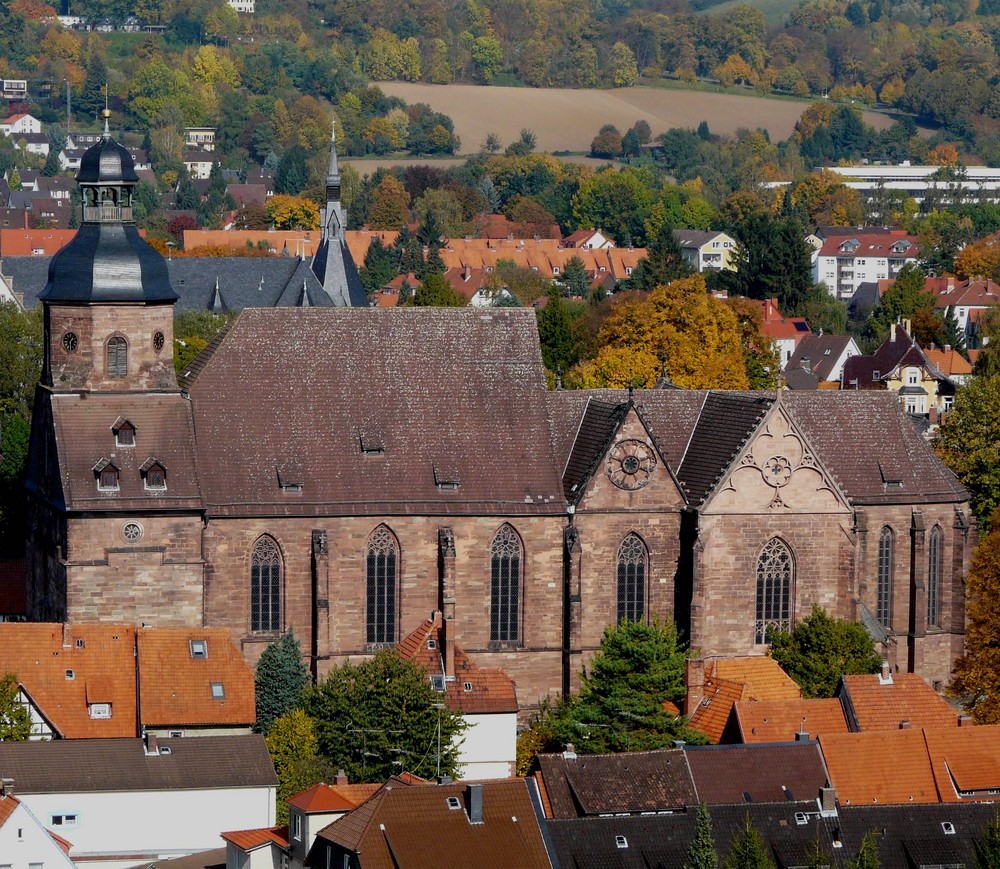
[434,465,460,490]
[94,459,119,491]
[276,462,303,493]
[140,458,166,491]
[360,430,385,456]
[189,639,208,659]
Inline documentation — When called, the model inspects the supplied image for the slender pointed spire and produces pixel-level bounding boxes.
[326,117,340,184]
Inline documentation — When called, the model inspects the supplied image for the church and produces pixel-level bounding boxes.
[24,129,973,709]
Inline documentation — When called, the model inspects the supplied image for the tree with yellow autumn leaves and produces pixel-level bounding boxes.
[563,275,777,390]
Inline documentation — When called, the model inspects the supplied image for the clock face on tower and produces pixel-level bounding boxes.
[606,439,657,490]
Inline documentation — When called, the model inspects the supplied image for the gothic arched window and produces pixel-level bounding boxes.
[366,525,398,646]
[755,538,793,644]
[106,336,127,378]
[490,524,522,644]
[617,534,647,624]
[928,526,942,628]
[877,527,894,627]
[250,536,281,633]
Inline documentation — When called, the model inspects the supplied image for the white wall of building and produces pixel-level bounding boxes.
[457,713,516,780]
[16,785,274,866]
[0,801,76,869]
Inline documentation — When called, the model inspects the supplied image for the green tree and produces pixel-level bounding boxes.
[359,236,397,300]
[937,376,1000,531]
[78,52,108,119]
[866,263,932,346]
[275,146,309,196]
[412,273,465,307]
[542,619,704,754]
[176,172,200,211]
[625,219,691,291]
[848,830,881,869]
[0,673,31,741]
[685,803,719,869]
[537,288,575,373]
[562,256,590,298]
[950,509,1000,723]
[305,650,465,782]
[768,606,881,698]
[254,629,309,735]
[724,815,776,869]
[609,41,638,87]
[974,810,1000,869]
[266,708,336,824]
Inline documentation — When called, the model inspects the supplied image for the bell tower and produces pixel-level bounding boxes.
[41,111,179,393]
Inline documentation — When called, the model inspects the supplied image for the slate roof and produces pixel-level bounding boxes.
[734,698,849,743]
[560,398,626,502]
[0,735,277,792]
[136,627,256,727]
[536,749,696,818]
[396,615,518,714]
[819,730,939,805]
[686,742,829,804]
[316,778,552,868]
[839,673,959,732]
[182,308,565,517]
[43,392,202,513]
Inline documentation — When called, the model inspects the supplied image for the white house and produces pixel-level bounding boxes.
[0,734,277,869]
[0,113,42,137]
[673,229,738,272]
[563,228,616,250]
[812,228,920,301]
[0,788,76,868]
[228,0,255,11]
[183,149,215,180]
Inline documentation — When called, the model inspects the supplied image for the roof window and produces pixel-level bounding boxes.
[65,669,75,680]
[942,822,956,835]
[447,797,461,810]
[189,639,208,659]
[210,682,225,699]
[427,638,437,650]
[464,681,474,692]
[430,675,446,692]
[616,836,628,849]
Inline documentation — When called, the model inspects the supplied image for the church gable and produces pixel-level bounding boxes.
[572,404,686,512]
[703,403,850,515]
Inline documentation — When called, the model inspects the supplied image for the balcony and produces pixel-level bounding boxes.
[83,205,133,222]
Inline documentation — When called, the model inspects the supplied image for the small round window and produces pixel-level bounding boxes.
[122,522,143,544]
[62,332,79,352]
[153,331,165,352]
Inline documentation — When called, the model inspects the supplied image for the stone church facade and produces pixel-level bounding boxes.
[24,132,973,709]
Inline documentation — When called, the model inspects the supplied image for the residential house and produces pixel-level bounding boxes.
[838,671,960,731]
[185,127,217,151]
[0,623,255,739]
[673,229,737,272]
[0,113,41,137]
[0,786,76,868]
[1,229,85,256]
[228,0,255,10]
[813,228,920,300]
[927,275,1000,344]
[730,698,850,743]
[441,265,515,307]
[2,79,28,100]
[183,150,215,180]
[397,613,519,779]
[563,228,615,250]
[0,734,276,866]
[781,334,861,389]
[842,323,958,414]
[924,344,974,386]
[12,133,49,157]
[757,297,810,366]
[311,777,552,869]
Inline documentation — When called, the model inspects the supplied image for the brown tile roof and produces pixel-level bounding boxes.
[183,309,565,517]
[221,825,289,849]
[137,627,256,727]
[397,616,518,714]
[734,699,848,743]
[783,334,855,383]
[537,749,696,818]
[840,674,958,732]
[317,778,552,868]
[686,742,829,804]
[820,729,941,805]
[928,275,1000,309]
[46,392,202,513]
[924,725,1000,800]
[0,735,277,792]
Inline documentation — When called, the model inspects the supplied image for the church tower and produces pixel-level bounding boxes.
[41,112,179,394]
[310,119,367,307]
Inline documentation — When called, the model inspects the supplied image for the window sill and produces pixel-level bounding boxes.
[487,641,523,652]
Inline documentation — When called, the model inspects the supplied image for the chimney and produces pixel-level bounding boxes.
[63,623,71,648]
[944,344,951,353]
[335,769,348,786]
[819,787,837,815]
[685,659,706,717]
[144,731,158,755]
[879,660,893,684]
[959,715,973,727]
[465,783,484,824]
[795,730,810,742]
[463,264,471,281]
[563,743,577,760]
[441,613,455,679]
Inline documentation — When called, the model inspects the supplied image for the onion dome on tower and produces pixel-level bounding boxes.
[40,110,176,305]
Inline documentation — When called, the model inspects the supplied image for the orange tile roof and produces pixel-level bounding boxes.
[221,825,289,850]
[0,792,20,827]
[841,674,958,732]
[924,725,1000,800]
[819,730,940,805]
[397,616,518,715]
[0,228,79,256]
[923,347,973,377]
[734,698,848,743]
[712,657,802,700]
[288,782,366,813]
[689,676,751,744]
[182,229,319,256]
[137,627,256,727]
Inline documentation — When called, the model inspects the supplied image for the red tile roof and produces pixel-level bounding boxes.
[397,615,518,714]
[287,782,377,813]
[927,276,1000,309]
[923,346,973,377]
[819,730,940,805]
[923,724,1000,801]
[817,230,919,259]
[734,698,849,743]
[221,825,289,850]
[840,674,958,732]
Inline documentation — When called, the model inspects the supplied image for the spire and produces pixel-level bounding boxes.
[102,107,111,138]
[326,117,340,185]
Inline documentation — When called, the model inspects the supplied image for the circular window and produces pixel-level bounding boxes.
[62,332,79,353]
[122,522,143,544]
[153,331,165,352]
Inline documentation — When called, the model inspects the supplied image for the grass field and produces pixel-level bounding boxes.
[693,0,799,25]
[379,83,897,156]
